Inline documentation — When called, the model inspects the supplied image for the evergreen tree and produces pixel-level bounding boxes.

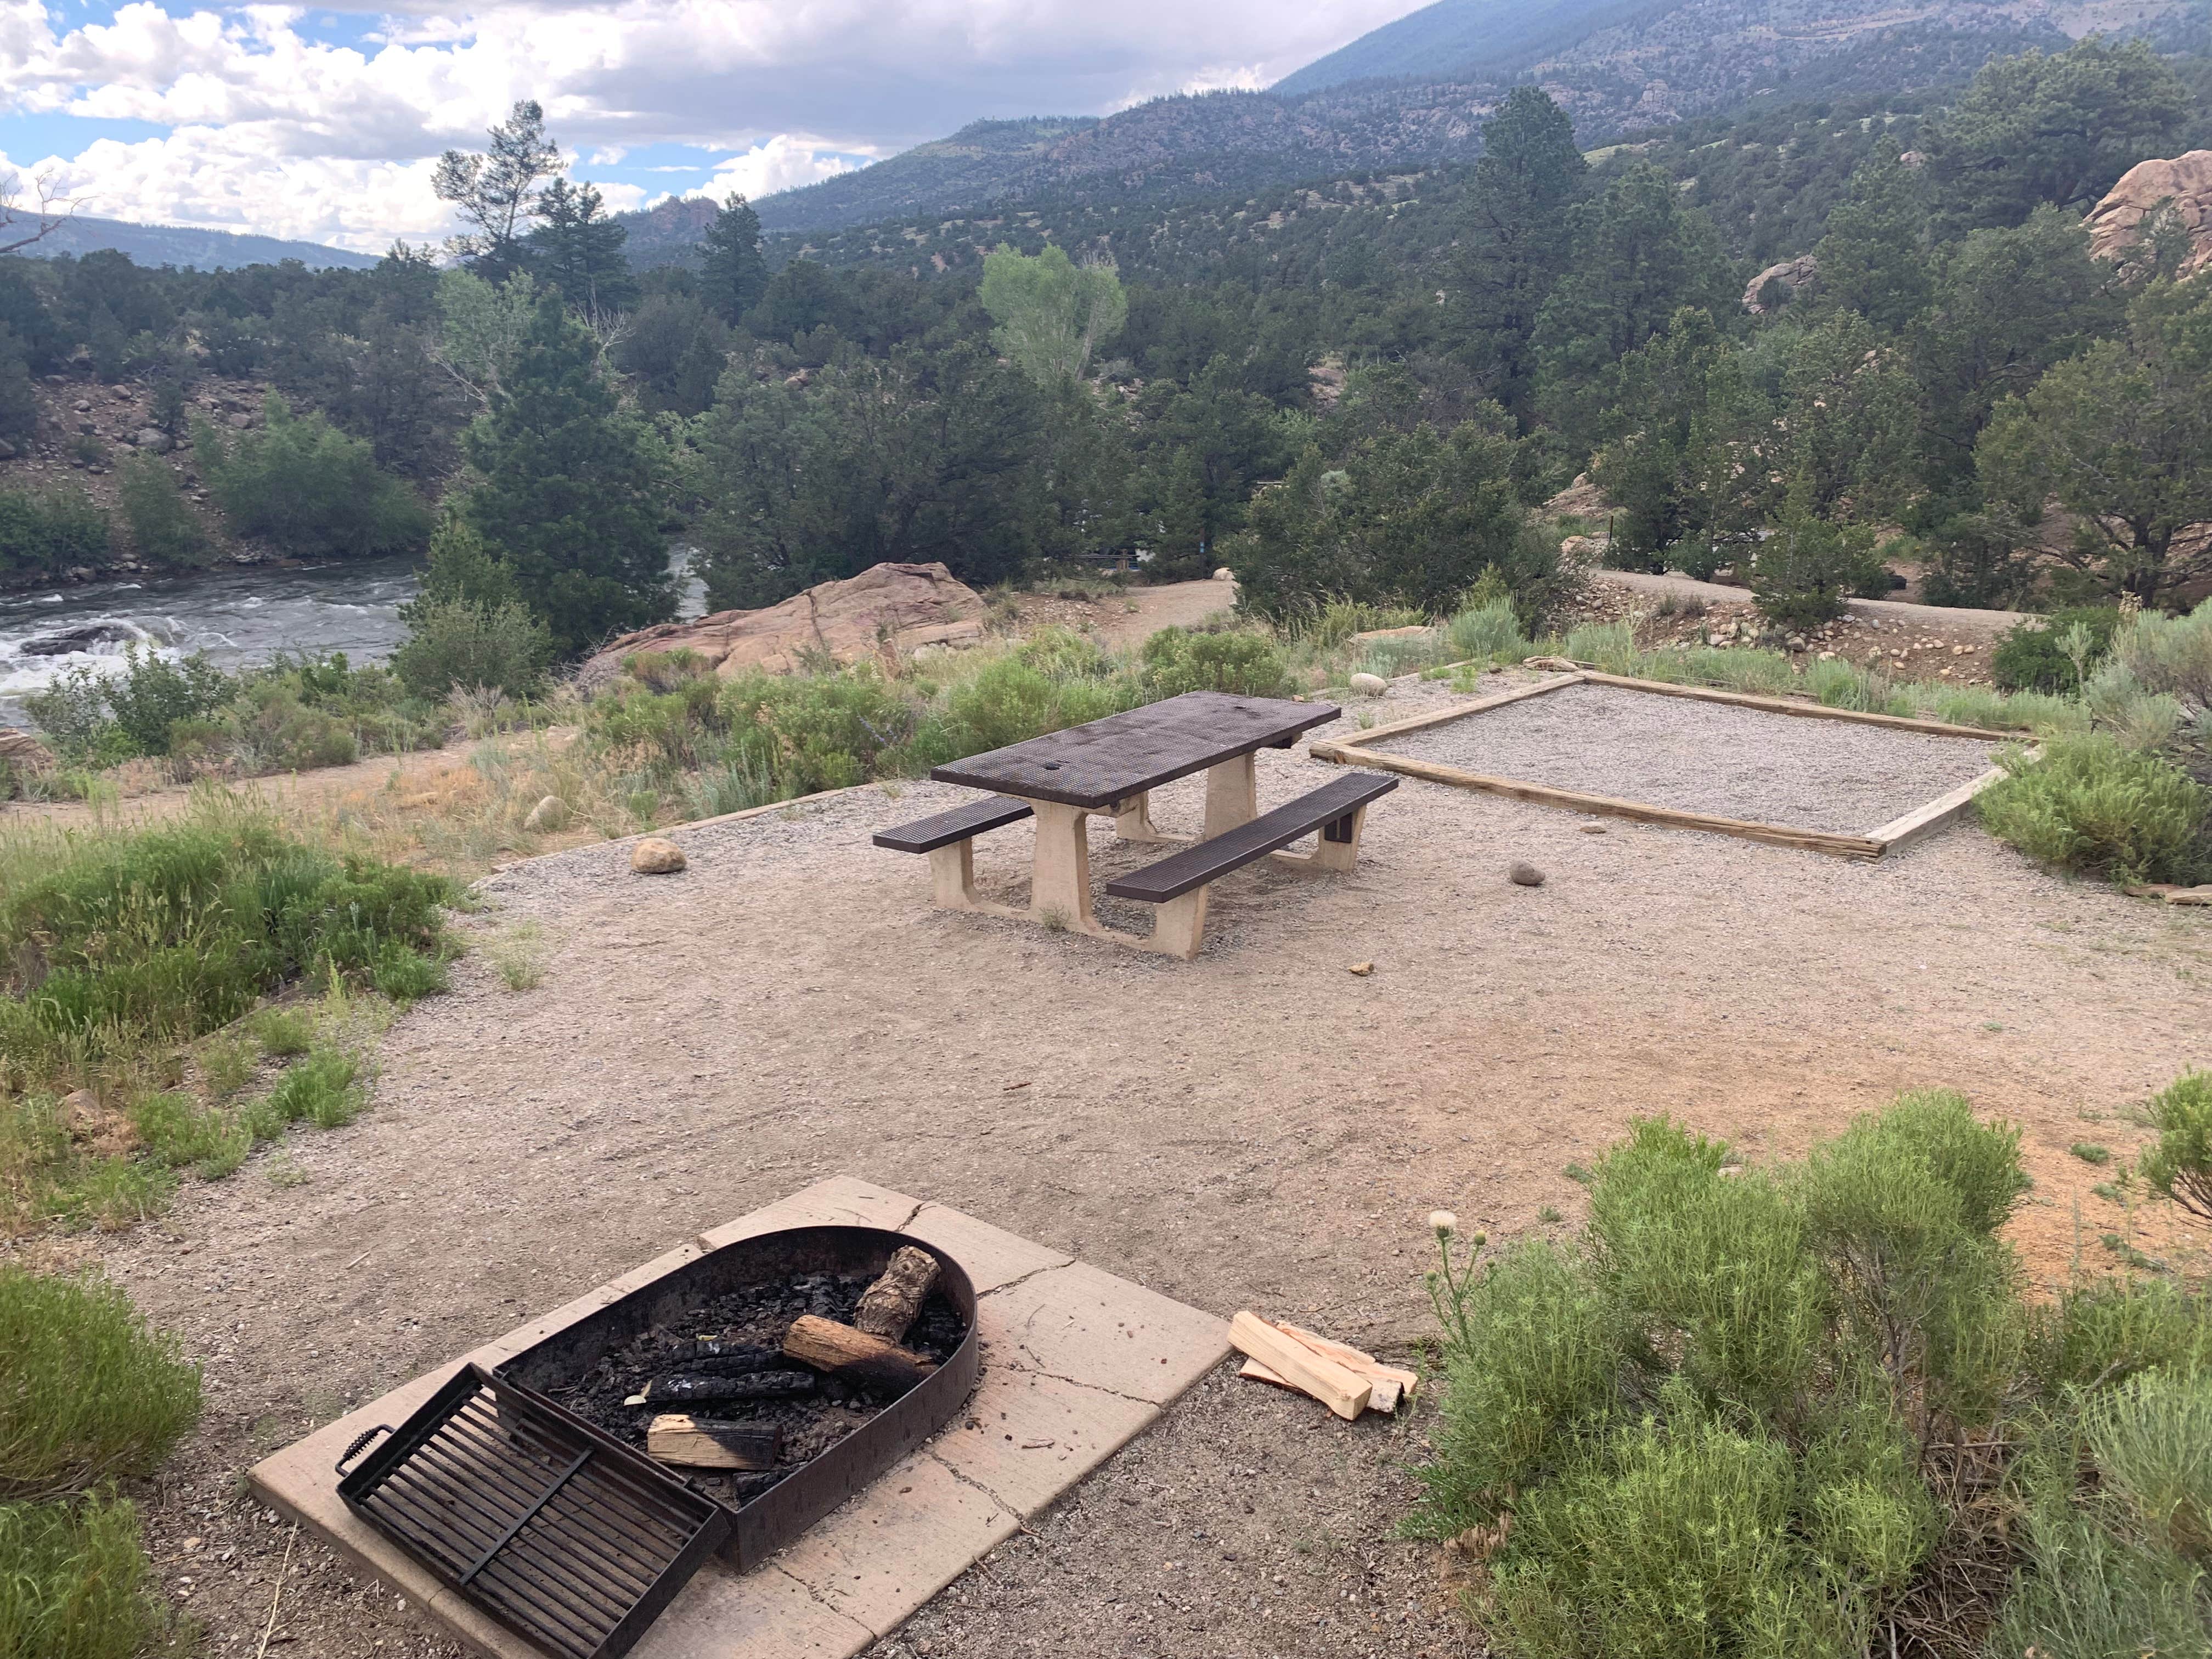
[432,100,563,280]
[530,179,636,316]
[1454,86,1588,423]
[1976,279,2212,605]
[1811,142,1933,333]
[461,295,675,654]
[699,193,770,324]
[1531,164,1735,445]
[1933,39,2185,229]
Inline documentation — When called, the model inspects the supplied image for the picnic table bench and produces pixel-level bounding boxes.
[872,691,1395,957]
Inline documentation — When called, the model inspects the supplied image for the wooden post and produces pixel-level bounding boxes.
[1204,753,1258,838]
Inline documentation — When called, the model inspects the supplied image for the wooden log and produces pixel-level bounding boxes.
[685,1340,784,1376]
[1227,1311,1370,1420]
[1576,671,2024,738]
[782,1313,938,1393]
[852,1246,941,1343]
[645,1415,782,1471]
[1306,745,1887,860]
[1317,672,1584,748]
[1861,760,2018,851]
[645,1369,818,1405]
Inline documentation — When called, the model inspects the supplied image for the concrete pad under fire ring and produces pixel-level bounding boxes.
[248,1176,1231,1659]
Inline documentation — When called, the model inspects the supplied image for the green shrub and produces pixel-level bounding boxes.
[1988,1504,2210,1659]
[2082,1367,2212,1561]
[1750,512,1886,631]
[2139,1071,2212,1222]
[128,1091,250,1178]
[249,1006,315,1057]
[1977,734,2209,884]
[22,649,237,761]
[193,393,431,560]
[0,486,109,578]
[0,1267,201,1502]
[1447,595,1529,663]
[1139,627,1288,698]
[2103,597,2212,714]
[1561,620,1638,674]
[371,942,448,1004]
[391,596,553,701]
[115,455,211,568]
[0,1494,165,1659]
[1993,606,2122,693]
[2026,1275,2212,1395]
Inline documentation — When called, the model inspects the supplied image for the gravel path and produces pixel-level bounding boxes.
[1370,681,2005,833]
[70,674,2211,1659]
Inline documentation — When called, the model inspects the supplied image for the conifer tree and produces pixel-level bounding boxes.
[461,294,674,654]
[700,192,770,324]
[1455,86,1588,423]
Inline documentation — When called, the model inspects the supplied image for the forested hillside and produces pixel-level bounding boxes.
[725,0,2201,238]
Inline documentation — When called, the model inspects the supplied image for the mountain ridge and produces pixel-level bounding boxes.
[16,212,380,270]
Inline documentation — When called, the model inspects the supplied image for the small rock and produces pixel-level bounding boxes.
[225,411,253,430]
[1347,961,1374,977]
[134,427,173,453]
[1578,823,1607,835]
[1212,566,1234,582]
[0,726,55,771]
[1348,672,1387,697]
[630,837,686,874]
[1508,861,1545,888]
[71,398,91,412]
[522,794,568,832]
[0,439,14,460]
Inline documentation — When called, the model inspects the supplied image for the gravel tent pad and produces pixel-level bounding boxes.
[1364,680,2007,836]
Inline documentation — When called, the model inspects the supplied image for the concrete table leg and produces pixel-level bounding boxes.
[1027,802,1095,929]
[1203,753,1258,838]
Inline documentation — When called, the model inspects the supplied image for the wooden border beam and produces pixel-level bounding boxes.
[1311,670,2025,859]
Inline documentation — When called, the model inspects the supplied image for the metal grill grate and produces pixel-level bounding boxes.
[336,1364,729,1659]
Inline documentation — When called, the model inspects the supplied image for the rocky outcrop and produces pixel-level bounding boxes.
[0,727,56,771]
[578,562,988,691]
[1745,253,1818,315]
[2086,151,2212,277]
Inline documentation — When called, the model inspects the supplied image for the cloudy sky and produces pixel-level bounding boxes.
[0,0,1426,251]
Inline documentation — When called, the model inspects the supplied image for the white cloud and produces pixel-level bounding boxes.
[0,0,1430,245]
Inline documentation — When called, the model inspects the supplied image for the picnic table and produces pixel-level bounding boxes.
[873,691,1397,957]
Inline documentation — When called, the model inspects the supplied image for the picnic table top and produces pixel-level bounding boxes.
[930,690,1339,809]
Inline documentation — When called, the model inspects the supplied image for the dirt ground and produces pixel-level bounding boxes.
[1005,578,1237,650]
[43,675,2212,1659]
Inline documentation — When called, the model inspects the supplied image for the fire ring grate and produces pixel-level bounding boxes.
[336,1362,730,1659]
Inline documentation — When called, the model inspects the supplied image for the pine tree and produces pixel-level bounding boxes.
[1454,87,1588,424]
[461,295,675,654]
[531,179,636,317]
[700,193,770,324]
[432,100,562,280]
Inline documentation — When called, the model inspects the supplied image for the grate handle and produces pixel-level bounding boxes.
[335,1424,393,1476]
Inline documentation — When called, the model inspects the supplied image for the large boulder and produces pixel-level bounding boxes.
[2086,151,2212,276]
[0,727,56,772]
[578,561,988,691]
[1744,253,1818,315]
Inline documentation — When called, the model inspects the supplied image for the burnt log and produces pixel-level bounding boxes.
[852,1246,941,1344]
[645,1414,781,1471]
[686,1340,784,1375]
[645,1369,819,1406]
[782,1314,937,1393]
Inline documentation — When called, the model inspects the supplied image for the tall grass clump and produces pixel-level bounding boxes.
[0,1494,166,1659]
[1977,733,2209,885]
[0,1267,201,1503]
[1447,596,1530,665]
[1410,1089,2212,1656]
[0,798,452,1089]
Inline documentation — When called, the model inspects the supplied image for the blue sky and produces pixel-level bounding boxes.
[0,0,1425,250]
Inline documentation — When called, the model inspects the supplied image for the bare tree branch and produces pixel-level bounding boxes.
[0,171,81,257]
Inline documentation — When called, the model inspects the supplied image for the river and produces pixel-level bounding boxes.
[0,549,708,727]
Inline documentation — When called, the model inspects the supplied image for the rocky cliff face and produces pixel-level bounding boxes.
[2085,150,2212,277]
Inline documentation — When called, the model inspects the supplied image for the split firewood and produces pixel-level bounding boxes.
[1233,1317,1413,1414]
[1227,1312,1369,1421]
[645,1369,819,1406]
[1242,1358,1402,1414]
[782,1313,937,1393]
[852,1246,942,1343]
[645,1415,782,1471]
